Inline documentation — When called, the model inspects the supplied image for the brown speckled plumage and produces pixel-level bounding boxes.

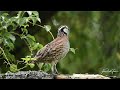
[32,25,70,74]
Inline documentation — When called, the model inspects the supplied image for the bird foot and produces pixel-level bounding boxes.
[51,72,59,79]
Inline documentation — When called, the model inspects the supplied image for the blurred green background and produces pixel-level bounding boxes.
[1,11,120,77]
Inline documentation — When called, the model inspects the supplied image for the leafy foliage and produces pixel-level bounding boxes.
[0,11,55,73]
[69,48,76,54]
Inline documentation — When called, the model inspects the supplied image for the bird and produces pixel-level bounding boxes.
[31,25,70,74]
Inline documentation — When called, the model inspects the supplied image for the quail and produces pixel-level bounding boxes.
[31,25,70,74]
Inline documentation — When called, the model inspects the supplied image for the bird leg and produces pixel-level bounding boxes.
[51,62,58,75]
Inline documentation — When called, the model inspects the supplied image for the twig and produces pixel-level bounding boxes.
[18,64,28,71]
[10,32,21,36]
[28,21,54,40]
[48,31,54,40]
[28,21,44,28]
[0,47,11,65]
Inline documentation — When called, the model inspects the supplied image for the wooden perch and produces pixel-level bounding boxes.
[0,71,110,79]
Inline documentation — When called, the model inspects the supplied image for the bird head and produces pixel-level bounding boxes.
[57,25,69,37]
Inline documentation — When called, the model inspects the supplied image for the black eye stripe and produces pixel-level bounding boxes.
[61,28,68,35]
[63,32,67,35]
[57,25,69,37]
[61,27,66,31]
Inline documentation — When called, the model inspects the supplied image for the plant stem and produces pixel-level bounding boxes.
[28,21,54,40]
[28,21,44,28]
[0,47,11,65]
[18,64,28,71]
[23,38,31,53]
[10,32,21,36]
[18,11,25,18]
[48,31,54,40]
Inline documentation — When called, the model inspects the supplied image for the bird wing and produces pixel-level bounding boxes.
[34,37,64,61]
[35,43,51,59]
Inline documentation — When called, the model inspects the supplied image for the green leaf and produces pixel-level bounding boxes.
[32,43,43,50]
[1,22,7,29]
[44,25,51,32]
[22,24,29,28]
[9,34,16,43]
[28,16,41,25]
[16,11,21,18]
[28,63,35,68]
[41,63,51,72]
[21,57,30,62]
[20,34,26,39]
[18,17,27,26]
[37,63,44,70]
[1,13,9,17]
[25,17,29,23]
[32,11,39,17]
[32,43,39,50]
[52,19,59,26]
[21,28,28,34]
[38,44,43,49]
[4,49,15,61]
[10,64,18,73]
[4,32,16,42]
[31,17,37,25]
[0,49,2,55]
[4,39,14,50]
[21,56,36,63]
[26,11,32,16]
[70,48,75,54]
[21,24,29,34]
[10,17,17,22]
[0,37,3,44]
[25,34,36,48]
[27,34,35,41]
[37,17,41,23]
[3,32,15,47]
[8,42,14,50]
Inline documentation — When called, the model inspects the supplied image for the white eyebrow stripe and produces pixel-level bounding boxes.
[58,25,68,31]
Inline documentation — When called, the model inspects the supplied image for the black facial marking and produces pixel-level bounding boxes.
[57,25,69,37]
[61,27,67,35]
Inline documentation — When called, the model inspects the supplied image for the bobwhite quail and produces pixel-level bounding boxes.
[32,25,70,74]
